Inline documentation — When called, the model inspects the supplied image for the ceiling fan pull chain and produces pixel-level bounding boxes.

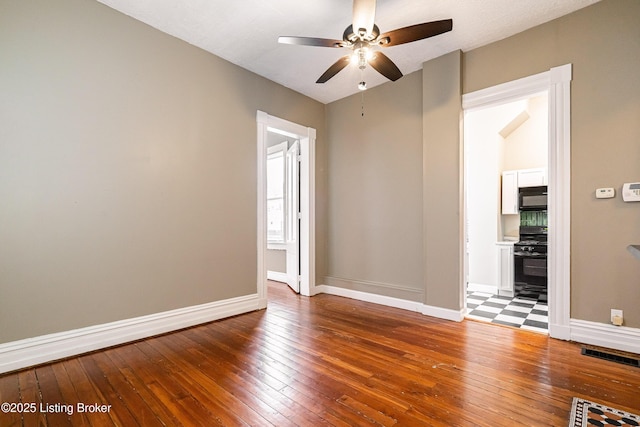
[360,67,366,117]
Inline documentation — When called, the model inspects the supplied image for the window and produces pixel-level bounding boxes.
[267,142,287,248]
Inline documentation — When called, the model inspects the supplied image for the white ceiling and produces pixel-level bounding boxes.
[96,0,600,104]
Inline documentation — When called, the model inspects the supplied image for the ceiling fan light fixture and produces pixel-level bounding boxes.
[358,81,367,91]
[364,47,374,61]
[352,46,373,69]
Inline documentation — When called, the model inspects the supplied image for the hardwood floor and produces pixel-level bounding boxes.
[1,281,639,426]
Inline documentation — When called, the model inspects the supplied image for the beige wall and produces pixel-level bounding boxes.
[463,0,640,327]
[323,0,639,327]
[423,51,463,310]
[325,71,424,301]
[266,249,286,274]
[0,0,326,343]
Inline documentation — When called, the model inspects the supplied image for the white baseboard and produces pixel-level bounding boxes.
[570,319,640,355]
[0,293,264,374]
[315,284,423,312]
[467,283,498,294]
[267,270,287,283]
[322,276,424,301]
[315,285,464,322]
[5,289,636,375]
[421,304,465,322]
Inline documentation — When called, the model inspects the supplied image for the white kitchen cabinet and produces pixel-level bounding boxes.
[497,242,515,297]
[501,170,518,214]
[517,168,547,187]
[501,168,547,214]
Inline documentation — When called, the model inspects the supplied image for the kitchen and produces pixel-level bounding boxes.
[464,92,550,332]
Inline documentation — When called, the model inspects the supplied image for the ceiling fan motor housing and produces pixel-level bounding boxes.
[343,24,380,44]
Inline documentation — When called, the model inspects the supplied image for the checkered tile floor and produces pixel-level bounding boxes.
[466,291,549,334]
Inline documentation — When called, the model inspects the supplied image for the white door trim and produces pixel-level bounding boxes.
[461,64,572,340]
[257,111,316,299]
[285,140,300,293]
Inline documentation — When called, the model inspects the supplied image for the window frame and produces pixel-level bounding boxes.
[266,141,288,250]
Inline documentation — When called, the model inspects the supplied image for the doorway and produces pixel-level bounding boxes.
[464,92,549,333]
[461,64,572,340]
[265,133,300,293]
[256,111,316,306]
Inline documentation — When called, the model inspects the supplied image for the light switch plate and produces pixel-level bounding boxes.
[596,188,615,199]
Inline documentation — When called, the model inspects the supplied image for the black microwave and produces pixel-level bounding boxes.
[519,186,547,210]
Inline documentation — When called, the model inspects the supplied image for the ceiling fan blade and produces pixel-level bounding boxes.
[278,36,345,48]
[316,56,351,83]
[378,19,453,47]
[368,51,403,81]
[352,0,376,37]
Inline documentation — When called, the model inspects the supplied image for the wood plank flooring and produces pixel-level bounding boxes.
[1,281,639,426]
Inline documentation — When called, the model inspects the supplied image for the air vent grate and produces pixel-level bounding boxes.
[581,347,640,367]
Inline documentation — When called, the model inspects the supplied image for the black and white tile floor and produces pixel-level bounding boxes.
[466,291,549,334]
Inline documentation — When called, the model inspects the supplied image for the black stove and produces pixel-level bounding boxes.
[514,225,547,301]
[514,226,547,252]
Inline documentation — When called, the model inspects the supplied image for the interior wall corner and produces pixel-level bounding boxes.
[422,50,464,312]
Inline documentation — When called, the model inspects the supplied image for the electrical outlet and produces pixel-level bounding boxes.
[611,309,623,326]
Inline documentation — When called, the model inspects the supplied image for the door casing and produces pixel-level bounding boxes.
[461,64,572,340]
[285,140,300,293]
[257,111,316,304]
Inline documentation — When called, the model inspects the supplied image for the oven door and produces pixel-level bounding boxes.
[514,253,547,300]
[522,257,547,277]
[514,253,547,277]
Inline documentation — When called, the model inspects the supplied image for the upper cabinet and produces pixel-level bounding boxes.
[501,168,547,214]
[517,168,547,188]
[501,170,519,215]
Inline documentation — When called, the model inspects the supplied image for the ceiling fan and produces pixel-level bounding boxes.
[278,0,452,88]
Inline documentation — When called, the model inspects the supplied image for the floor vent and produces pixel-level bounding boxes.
[581,347,640,367]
